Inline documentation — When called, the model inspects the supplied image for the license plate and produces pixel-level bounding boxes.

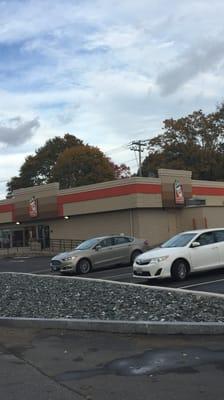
[135,269,143,275]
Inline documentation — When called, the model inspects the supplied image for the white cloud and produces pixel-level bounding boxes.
[0,0,224,198]
[157,38,224,95]
[0,152,31,199]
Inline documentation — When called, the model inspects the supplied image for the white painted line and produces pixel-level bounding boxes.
[180,277,224,289]
[96,272,132,280]
[31,269,51,274]
[13,256,32,259]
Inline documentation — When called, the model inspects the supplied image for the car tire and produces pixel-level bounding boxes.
[171,259,189,281]
[77,258,92,274]
[130,250,142,264]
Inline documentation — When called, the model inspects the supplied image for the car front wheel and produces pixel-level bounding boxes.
[171,259,189,281]
[77,258,92,274]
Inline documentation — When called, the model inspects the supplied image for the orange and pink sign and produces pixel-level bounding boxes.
[28,197,38,217]
[174,180,184,205]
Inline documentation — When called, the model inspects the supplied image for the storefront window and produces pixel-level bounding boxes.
[12,230,24,247]
[38,225,50,249]
[0,230,11,248]
[24,226,37,246]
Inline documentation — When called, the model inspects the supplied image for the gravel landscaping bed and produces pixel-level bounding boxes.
[0,272,224,323]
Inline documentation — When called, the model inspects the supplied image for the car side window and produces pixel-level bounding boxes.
[197,232,215,246]
[214,230,224,243]
[113,236,130,245]
[99,238,113,248]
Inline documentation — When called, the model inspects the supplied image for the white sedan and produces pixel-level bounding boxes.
[133,228,224,281]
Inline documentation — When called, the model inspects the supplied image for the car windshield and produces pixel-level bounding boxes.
[75,238,101,250]
[161,233,196,248]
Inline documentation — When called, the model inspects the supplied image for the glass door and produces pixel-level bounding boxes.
[38,225,50,249]
[12,230,24,247]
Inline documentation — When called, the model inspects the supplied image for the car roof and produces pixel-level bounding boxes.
[179,228,224,235]
[92,234,131,240]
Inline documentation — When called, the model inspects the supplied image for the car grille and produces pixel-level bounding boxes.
[51,260,61,266]
[134,270,151,277]
[136,259,150,265]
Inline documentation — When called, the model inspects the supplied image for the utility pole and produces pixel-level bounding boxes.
[129,140,148,176]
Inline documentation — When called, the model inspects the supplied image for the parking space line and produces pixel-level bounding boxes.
[31,269,52,274]
[98,272,132,280]
[179,277,224,289]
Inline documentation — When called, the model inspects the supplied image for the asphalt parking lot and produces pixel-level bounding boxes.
[0,255,224,294]
[0,257,224,399]
[0,326,224,400]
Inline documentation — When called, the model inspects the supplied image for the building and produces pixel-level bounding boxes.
[0,168,224,253]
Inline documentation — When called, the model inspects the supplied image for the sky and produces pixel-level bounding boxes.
[0,0,224,199]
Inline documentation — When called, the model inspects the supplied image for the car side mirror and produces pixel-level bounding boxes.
[191,241,200,248]
[95,244,102,251]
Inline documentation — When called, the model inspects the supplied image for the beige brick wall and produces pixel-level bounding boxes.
[202,207,224,228]
[0,212,13,224]
[49,210,138,241]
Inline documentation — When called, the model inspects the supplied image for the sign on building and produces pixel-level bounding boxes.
[29,197,38,217]
[174,180,184,205]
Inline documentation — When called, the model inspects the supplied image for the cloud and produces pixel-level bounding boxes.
[157,38,224,95]
[0,117,40,146]
[0,0,224,199]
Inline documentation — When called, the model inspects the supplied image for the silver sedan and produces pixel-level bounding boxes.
[50,234,150,274]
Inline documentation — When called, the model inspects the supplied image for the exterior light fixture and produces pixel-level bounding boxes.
[64,216,69,220]
[16,221,20,225]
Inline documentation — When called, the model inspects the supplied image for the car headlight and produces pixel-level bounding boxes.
[63,255,77,261]
[150,256,169,263]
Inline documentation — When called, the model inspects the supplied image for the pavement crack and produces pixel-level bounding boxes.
[3,344,89,400]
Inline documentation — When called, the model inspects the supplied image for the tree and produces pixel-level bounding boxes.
[7,134,83,194]
[142,104,224,180]
[109,162,131,179]
[53,145,119,189]
[7,134,130,194]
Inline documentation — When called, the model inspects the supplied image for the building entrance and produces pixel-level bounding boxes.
[38,225,50,249]
[12,230,24,247]
[24,226,37,246]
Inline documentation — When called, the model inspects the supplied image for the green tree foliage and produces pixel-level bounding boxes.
[53,145,117,188]
[142,104,224,180]
[7,134,131,194]
[7,134,83,194]
[109,162,131,179]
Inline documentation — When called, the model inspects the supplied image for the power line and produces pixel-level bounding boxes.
[105,137,151,157]
[128,140,148,176]
[105,144,129,156]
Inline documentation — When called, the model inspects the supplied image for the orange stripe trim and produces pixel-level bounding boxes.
[0,204,13,213]
[192,186,224,196]
[57,183,161,216]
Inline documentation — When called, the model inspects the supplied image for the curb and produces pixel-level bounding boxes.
[1,317,224,335]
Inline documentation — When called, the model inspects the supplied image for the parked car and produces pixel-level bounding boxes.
[133,228,224,282]
[51,234,150,274]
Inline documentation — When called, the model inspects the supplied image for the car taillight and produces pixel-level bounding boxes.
[144,240,149,246]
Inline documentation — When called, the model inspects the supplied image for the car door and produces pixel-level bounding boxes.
[91,237,115,268]
[214,230,224,267]
[189,231,220,271]
[112,236,131,264]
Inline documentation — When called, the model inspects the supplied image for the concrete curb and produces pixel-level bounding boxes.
[0,317,224,335]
